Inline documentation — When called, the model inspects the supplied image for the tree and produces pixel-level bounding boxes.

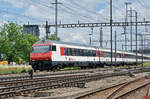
[0,22,39,63]
[42,33,60,41]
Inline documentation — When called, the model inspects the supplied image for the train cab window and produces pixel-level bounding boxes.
[52,45,56,51]
[32,45,50,53]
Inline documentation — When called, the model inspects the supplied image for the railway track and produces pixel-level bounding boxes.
[0,67,149,98]
[0,66,149,82]
[77,75,150,99]
[0,67,112,81]
[0,72,127,98]
[106,76,149,99]
[0,74,86,87]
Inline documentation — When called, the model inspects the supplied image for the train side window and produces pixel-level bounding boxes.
[79,49,82,56]
[68,48,71,56]
[70,48,72,56]
[66,48,69,56]
[77,49,79,56]
[88,50,91,56]
[52,45,56,51]
[92,50,94,56]
[103,52,110,57]
[80,49,84,56]
[86,50,89,56]
[83,50,86,56]
[64,48,66,55]
[72,48,75,56]
[66,48,68,56]
[74,49,77,56]
[89,50,92,56]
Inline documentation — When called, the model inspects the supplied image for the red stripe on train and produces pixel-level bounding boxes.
[60,47,65,56]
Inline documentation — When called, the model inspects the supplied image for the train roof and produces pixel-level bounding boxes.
[35,40,97,48]
[34,40,150,57]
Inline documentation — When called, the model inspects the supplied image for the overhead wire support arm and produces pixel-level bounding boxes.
[47,21,150,28]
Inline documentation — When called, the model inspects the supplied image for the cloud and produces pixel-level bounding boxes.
[0,0,150,50]
[2,0,31,8]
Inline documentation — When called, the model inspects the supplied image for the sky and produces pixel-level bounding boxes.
[0,0,150,51]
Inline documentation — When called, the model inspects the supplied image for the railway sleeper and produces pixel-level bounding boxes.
[0,72,130,98]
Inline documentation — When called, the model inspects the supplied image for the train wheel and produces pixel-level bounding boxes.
[81,67,84,69]
[100,64,104,68]
[81,66,86,69]
[32,65,37,71]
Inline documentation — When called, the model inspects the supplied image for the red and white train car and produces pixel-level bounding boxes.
[30,40,150,71]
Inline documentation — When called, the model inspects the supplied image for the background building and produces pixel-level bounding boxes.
[23,25,40,37]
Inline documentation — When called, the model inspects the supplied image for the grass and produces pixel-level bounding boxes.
[140,62,150,67]
[0,62,149,74]
[119,62,150,69]
[61,66,81,70]
[0,65,32,75]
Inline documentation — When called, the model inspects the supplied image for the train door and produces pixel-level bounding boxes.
[96,49,101,65]
[121,53,125,65]
[60,47,67,62]
[51,45,57,61]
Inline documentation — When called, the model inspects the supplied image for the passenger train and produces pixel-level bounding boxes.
[29,40,150,71]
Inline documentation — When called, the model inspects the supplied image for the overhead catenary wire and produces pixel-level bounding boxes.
[0,9,47,23]
[31,0,54,9]
[135,0,150,18]
[61,4,104,22]
[68,0,130,22]
[68,0,110,21]
[0,0,56,24]
[58,6,90,22]
[0,0,56,23]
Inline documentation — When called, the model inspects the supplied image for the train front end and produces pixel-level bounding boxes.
[30,40,54,71]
